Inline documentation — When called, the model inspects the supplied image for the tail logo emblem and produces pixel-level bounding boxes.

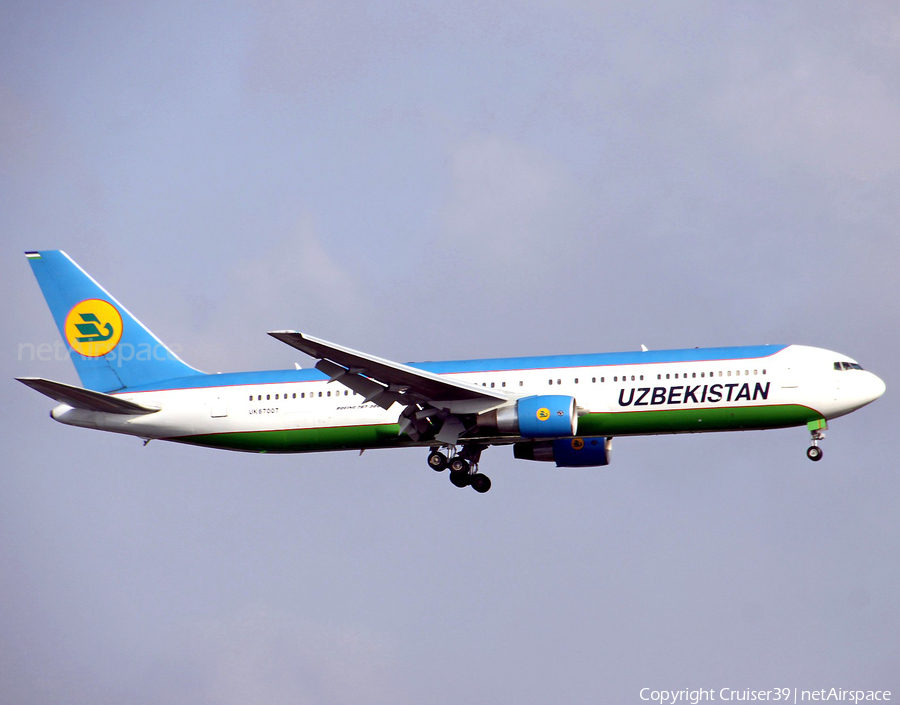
[64,300,123,357]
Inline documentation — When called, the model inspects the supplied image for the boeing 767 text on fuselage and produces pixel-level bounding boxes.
[18,251,885,493]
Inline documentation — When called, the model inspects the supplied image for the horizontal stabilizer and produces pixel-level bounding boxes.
[17,377,160,415]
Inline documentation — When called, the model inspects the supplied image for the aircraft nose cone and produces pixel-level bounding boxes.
[869,373,887,402]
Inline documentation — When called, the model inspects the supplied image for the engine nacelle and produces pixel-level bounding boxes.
[478,395,577,438]
[514,436,612,467]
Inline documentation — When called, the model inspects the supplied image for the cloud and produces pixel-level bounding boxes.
[186,215,372,370]
[245,0,426,99]
[440,134,579,271]
[708,46,900,181]
[181,605,400,705]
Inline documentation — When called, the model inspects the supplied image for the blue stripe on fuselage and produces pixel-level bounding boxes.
[121,344,787,393]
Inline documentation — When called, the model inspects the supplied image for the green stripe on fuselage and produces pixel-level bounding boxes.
[171,423,404,453]
[170,404,823,453]
[577,404,821,436]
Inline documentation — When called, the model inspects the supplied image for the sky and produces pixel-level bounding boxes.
[2,1,899,702]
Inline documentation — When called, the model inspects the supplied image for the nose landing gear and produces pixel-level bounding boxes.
[807,421,826,462]
[426,444,491,492]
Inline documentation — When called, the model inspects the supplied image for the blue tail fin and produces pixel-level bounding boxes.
[25,250,203,392]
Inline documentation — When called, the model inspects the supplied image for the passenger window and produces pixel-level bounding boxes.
[266,394,271,400]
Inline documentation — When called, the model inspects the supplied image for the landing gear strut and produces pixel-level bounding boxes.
[807,429,825,462]
[427,444,491,492]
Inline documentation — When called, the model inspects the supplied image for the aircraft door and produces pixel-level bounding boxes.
[210,397,228,418]
[780,366,798,389]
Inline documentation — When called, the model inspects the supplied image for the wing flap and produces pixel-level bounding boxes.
[268,330,511,414]
[17,377,160,415]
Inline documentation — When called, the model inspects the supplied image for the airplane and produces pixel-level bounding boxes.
[17,250,886,493]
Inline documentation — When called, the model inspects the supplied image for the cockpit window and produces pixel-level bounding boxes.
[835,361,864,371]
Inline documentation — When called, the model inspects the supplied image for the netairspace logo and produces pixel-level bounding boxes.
[18,340,185,368]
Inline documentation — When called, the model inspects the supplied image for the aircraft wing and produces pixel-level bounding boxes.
[268,330,512,416]
[17,377,160,415]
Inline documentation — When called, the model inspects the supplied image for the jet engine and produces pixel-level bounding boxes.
[477,395,577,438]
[513,436,612,467]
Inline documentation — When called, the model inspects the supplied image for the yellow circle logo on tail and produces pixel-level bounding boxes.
[65,299,123,357]
[536,407,551,422]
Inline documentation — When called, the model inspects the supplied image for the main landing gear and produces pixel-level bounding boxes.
[807,428,825,462]
[427,445,491,493]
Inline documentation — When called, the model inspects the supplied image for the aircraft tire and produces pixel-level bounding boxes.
[470,474,491,493]
[427,451,448,471]
[806,446,823,461]
[448,457,469,474]
[449,470,470,488]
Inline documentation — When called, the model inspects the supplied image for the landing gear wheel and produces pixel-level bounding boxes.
[448,457,470,474]
[807,446,823,462]
[427,450,448,471]
[449,470,470,488]
[470,473,492,493]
